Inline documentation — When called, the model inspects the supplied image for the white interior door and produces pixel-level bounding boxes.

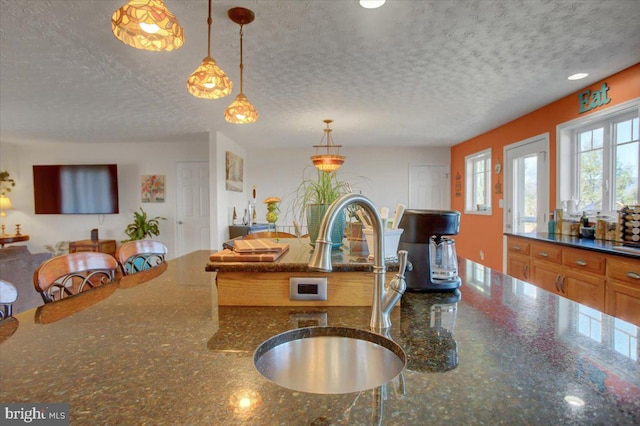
[409,164,450,209]
[504,134,550,234]
[176,161,210,257]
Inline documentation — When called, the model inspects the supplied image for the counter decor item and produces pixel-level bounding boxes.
[619,205,640,244]
[291,167,350,248]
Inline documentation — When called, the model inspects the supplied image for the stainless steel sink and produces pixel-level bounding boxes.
[254,326,406,394]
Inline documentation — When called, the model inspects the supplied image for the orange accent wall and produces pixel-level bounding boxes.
[450,63,640,271]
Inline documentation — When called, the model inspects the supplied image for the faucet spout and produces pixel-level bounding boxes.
[308,193,406,331]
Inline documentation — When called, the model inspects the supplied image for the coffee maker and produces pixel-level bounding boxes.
[398,209,461,292]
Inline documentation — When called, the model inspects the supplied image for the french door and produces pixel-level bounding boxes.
[504,134,550,234]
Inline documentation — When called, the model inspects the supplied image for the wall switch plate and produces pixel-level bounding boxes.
[289,277,327,301]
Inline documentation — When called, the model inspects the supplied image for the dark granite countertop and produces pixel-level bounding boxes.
[206,237,402,272]
[505,232,640,259]
[1,251,638,424]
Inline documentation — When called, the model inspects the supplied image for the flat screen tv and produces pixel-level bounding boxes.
[33,164,119,214]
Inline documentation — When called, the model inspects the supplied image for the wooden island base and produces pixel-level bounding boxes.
[216,271,396,307]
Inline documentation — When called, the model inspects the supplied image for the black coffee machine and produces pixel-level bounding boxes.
[398,209,461,292]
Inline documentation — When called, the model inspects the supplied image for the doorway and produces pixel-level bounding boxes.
[408,164,450,209]
[176,161,210,257]
[504,134,550,235]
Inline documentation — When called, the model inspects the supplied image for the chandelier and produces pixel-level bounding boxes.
[186,0,232,99]
[311,119,345,173]
[111,0,184,52]
[224,7,259,124]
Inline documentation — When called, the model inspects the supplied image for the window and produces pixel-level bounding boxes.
[558,99,640,215]
[465,149,491,214]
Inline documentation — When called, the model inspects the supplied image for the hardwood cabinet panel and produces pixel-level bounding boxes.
[69,239,117,257]
[562,268,606,312]
[562,247,606,275]
[507,253,530,282]
[530,261,562,295]
[605,280,640,325]
[507,237,530,256]
[531,241,562,264]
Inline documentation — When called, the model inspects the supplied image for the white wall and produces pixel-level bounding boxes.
[0,139,208,258]
[1,138,450,256]
[246,146,451,226]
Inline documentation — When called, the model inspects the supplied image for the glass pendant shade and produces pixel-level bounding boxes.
[111,0,184,52]
[225,93,259,124]
[187,56,233,99]
[311,119,345,173]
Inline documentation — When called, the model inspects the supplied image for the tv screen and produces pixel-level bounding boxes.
[33,164,119,214]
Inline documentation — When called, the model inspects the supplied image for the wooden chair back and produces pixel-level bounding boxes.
[243,231,297,240]
[116,240,168,288]
[33,252,118,304]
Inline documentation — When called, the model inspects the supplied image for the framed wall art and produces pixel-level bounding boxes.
[141,175,165,203]
[225,151,244,192]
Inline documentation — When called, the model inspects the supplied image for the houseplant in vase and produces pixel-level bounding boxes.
[291,167,351,248]
[123,208,166,242]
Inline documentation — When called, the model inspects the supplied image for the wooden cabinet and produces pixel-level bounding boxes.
[506,237,530,281]
[605,256,640,325]
[506,235,639,325]
[69,239,117,257]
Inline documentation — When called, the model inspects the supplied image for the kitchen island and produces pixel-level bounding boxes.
[1,250,638,424]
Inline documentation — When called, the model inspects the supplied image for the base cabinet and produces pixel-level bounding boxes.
[506,235,639,325]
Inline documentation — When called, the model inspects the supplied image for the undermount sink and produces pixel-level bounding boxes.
[253,326,406,394]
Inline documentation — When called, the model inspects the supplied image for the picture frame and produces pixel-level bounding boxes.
[225,151,244,192]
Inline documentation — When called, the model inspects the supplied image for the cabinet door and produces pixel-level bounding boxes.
[562,268,605,311]
[605,280,640,326]
[507,253,530,282]
[530,261,562,295]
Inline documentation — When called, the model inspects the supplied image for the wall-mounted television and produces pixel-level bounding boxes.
[33,164,119,214]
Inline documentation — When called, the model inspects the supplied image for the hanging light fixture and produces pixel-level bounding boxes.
[187,0,232,99]
[224,7,259,124]
[311,119,345,173]
[111,0,184,52]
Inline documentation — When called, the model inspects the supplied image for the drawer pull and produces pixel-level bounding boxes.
[513,246,521,251]
[539,251,548,257]
[575,259,587,267]
[554,275,560,292]
[626,271,640,280]
[559,276,567,294]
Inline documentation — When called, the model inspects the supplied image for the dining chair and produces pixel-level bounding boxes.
[32,252,119,324]
[0,279,18,319]
[116,240,168,288]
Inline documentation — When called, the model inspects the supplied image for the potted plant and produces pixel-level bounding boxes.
[123,208,166,242]
[291,167,352,248]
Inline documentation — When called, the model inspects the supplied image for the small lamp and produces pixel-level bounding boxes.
[0,196,13,236]
[111,0,184,52]
[311,119,345,173]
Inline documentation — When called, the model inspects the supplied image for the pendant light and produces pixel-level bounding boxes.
[311,119,345,173]
[111,0,184,52]
[187,0,232,99]
[224,7,259,124]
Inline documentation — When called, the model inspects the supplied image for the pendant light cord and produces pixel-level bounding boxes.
[239,25,244,94]
[207,0,212,57]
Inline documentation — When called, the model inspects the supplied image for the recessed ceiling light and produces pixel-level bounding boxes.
[568,73,589,81]
[360,0,386,9]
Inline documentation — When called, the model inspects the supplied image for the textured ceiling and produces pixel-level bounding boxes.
[1,0,639,149]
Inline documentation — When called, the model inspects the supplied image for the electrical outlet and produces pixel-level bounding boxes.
[480,250,485,260]
[289,277,327,301]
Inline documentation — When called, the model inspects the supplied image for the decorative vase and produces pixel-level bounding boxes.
[307,204,345,249]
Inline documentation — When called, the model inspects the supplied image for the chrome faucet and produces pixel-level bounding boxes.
[308,193,408,331]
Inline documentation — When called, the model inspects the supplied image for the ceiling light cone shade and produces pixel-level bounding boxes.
[224,93,259,124]
[187,56,233,99]
[311,155,345,173]
[111,0,184,52]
